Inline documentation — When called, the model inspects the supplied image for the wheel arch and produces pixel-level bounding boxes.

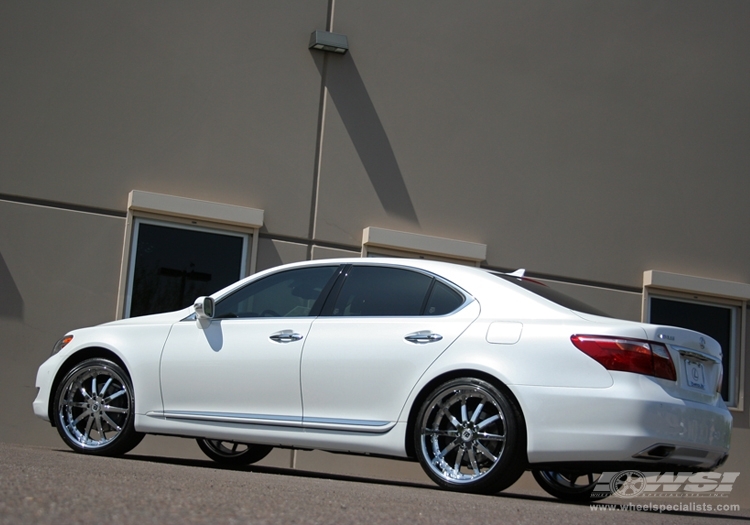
[404,369,529,463]
[47,347,130,425]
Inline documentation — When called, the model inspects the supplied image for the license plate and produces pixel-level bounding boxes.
[685,359,706,390]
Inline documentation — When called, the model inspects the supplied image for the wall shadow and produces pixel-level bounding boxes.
[315,52,419,225]
[0,253,23,319]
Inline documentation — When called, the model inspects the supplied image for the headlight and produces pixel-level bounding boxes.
[51,335,73,355]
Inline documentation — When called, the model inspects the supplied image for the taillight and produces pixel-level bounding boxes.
[571,335,676,381]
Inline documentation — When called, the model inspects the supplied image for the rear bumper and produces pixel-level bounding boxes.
[514,372,732,470]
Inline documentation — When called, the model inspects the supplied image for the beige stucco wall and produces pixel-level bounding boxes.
[1,0,748,504]
[312,1,750,289]
[0,200,125,445]
[0,1,328,238]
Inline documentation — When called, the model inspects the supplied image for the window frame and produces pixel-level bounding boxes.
[116,191,264,319]
[123,217,250,318]
[361,227,486,267]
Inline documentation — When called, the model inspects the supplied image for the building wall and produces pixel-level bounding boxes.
[1,0,748,504]
[314,0,750,288]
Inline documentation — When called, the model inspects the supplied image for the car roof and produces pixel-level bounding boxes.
[211,257,578,320]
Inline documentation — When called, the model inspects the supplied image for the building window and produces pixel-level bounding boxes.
[125,219,248,317]
[118,191,264,319]
[643,270,749,410]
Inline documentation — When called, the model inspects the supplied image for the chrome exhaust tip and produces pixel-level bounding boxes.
[633,443,676,460]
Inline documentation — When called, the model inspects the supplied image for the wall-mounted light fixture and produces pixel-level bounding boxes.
[309,30,349,54]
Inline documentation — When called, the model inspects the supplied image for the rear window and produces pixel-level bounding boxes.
[493,273,610,317]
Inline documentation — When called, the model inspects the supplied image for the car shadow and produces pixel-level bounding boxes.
[54,448,749,520]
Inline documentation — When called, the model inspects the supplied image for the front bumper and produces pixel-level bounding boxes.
[32,355,59,423]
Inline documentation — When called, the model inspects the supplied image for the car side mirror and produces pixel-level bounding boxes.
[194,296,215,328]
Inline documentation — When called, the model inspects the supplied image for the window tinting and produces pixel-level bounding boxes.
[650,297,734,401]
[425,281,464,315]
[214,266,337,319]
[129,222,245,317]
[494,274,609,317]
[332,266,432,316]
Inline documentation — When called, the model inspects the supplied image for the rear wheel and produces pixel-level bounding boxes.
[196,438,273,466]
[414,378,526,494]
[54,358,144,456]
[532,470,609,502]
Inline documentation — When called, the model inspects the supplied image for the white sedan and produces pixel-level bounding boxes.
[33,258,731,500]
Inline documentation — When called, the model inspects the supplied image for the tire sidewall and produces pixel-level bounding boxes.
[414,377,526,494]
[196,438,273,466]
[53,357,142,456]
[532,470,609,503]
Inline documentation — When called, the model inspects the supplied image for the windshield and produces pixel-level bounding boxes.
[493,273,610,317]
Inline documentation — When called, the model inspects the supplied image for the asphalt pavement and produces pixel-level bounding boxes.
[1,443,747,525]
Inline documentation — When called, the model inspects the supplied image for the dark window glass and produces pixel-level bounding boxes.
[215,266,338,318]
[493,273,610,317]
[332,266,432,316]
[129,223,244,317]
[425,281,464,315]
[650,297,733,401]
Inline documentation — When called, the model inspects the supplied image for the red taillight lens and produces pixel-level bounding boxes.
[571,335,676,381]
[650,343,677,381]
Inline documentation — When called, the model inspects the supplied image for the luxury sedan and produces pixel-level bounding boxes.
[33,258,732,501]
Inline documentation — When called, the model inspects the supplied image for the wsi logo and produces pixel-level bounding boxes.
[592,471,740,499]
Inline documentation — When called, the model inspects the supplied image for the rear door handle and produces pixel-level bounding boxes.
[269,330,304,343]
[404,331,443,344]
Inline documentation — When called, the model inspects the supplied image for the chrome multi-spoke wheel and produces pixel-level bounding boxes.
[54,358,143,455]
[415,378,525,494]
[197,438,273,466]
[532,470,608,502]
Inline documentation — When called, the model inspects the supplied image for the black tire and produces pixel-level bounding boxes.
[532,470,609,503]
[53,358,144,456]
[196,438,273,466]
[414,377,526,494]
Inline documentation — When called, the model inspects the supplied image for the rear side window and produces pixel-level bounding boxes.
[424,281,464,315]
[331,266,464,316]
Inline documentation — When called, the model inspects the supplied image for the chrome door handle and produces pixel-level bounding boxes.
[269,330,304,343]
[404,331,443,344]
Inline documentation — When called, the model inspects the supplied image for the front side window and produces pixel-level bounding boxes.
[126,219,248,317]
[214,266,338,319]
[331,266,464,316]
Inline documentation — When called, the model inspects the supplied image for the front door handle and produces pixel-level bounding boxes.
[404,331,443,344]
[269,330,304,343]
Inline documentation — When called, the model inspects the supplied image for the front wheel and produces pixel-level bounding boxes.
[414,378,526,494]
[532,470,608,502]
[53,358,144,456]
[196,439,273,466]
